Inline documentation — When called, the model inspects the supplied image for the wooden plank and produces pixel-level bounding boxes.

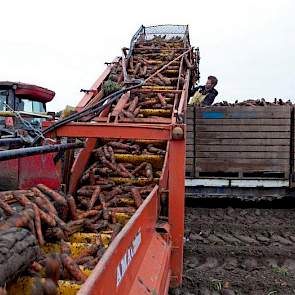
[186,106,194,119]
[186,137,194,145]
[186,157,194,165]
[196,138,290,146]
[196,125,290,132]
[187,124,194,132]
[195,107,291,119]
[195,158,289,172]
[195,131,290,139]
[186,118,195,125]
[196,145,290,152]
[186,144,194,153]
[186,131,194,139]
[195,118,290,125]
[196,151,290,159]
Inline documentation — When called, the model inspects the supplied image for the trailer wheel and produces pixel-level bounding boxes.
[0,227,39,286]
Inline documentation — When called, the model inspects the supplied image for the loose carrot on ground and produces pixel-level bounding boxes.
[60,239,71,255]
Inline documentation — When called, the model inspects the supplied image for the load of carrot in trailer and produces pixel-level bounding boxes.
[0,25,197,294]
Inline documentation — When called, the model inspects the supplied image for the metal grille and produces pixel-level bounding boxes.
[128,24,190,57]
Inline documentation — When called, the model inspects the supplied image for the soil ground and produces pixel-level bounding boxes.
[175,198,295,295]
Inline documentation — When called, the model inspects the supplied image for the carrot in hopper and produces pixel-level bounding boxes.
[31,203,45,245]
[61,254,87,283]
[60,239,71,255]
[16,194,56,227]
[108,207,136,214]
[133,62,141,76]
[132,162,147,175]
[131,188,143,208]
[100,156,117,171]
[0,208,34,230]
[108,141,130,150]
[107,146,115,164]
[103,145,111,160]
[157,93,167,107]
[127,96,139,113]
[88,186,101,210]
[110,223,123,241]
[67,220,84,235]
[78,209,101,219]
[30,261,44,273]
[36,184,67,206]
[93,167,112,176]
[31,187,58,216]
[44,253,61,285]
[147,145,166,155]
[118,164,133,178]
[66,195,78,220]
[133,106,141,116]
[0,199,15,216]
[145,163,153,180]
[75,244,99,261]
[121,110,135,119]
[75,256,93,266]
[45,227,67,241]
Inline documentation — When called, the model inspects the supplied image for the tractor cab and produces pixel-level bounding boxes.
[0,81,55,132]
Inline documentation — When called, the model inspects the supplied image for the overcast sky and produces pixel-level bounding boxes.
[1,0,295,111]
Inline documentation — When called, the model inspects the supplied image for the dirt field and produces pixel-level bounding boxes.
[175,199,295,295]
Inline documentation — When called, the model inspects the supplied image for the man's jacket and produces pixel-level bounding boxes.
[189,85,218,106]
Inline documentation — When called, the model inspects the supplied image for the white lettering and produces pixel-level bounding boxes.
[116,230,142,287]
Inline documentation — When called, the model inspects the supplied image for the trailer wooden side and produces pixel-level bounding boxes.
[189,105,292,179]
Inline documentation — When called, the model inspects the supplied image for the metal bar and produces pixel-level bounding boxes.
[0,137,24,146]
[76,57,120,111]
[168,138,185,287]
[0,142,84,161]
[44,122,172,140]
[0,111,52,119]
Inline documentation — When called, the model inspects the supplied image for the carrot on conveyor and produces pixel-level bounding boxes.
[131,188,143,208]
[88,186,101,210]
[61,254,87,283]
[78,209,101,219]
[66,195,78,220]
[60,239,71,255]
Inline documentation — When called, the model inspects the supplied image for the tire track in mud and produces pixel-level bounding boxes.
[175,205,295,295]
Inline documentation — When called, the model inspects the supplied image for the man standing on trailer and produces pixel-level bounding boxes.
[189,76,218,105]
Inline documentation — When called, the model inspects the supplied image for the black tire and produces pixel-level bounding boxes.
[0,227,39,286]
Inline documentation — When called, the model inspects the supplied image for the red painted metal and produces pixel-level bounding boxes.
[44,122,172,141]
[18,153,60,189]
[0,153,60,190]
[0,81,55,102]
[76,58,120,111]
[69,138,97,194]
[168,129,185,287]
[78,186,170,294]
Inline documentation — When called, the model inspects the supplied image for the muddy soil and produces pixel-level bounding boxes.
[175,200,295,295]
